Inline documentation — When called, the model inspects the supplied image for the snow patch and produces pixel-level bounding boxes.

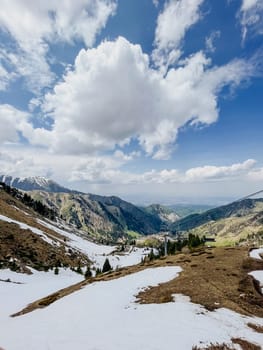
[250,247,263,260]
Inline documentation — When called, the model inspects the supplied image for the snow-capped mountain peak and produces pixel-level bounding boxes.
[0,175,72,193]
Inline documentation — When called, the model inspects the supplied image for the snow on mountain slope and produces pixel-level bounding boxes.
[0,214,57,246]
[37,218,152,270]
[0,175,71,193]
[1,266,263,350]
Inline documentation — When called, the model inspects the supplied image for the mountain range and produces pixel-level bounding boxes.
[0,175,165,241]
[0,175,72,193]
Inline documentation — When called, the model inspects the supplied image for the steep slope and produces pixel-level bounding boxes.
[0,175,73,193]
[29,191,163,240]
[0,189,89,272]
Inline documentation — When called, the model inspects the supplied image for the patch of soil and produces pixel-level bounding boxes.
[247,322,263,333]
[232,338,261,350]
[192,344,234,350]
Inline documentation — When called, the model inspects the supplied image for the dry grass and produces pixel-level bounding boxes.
[136,247,263,317]
[0,190,72,242]
[192,338,261,350]
[0,220,88,271]
[0,190,89,271]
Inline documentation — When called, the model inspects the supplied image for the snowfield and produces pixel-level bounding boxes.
[0,268,84,316]
[37,218,153,270]
[1,266,263,350]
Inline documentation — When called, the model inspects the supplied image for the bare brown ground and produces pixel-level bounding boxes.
[0,190,70,242]
[137,247,263,317]
[192,344,234,350]
[231,338,261,350]
[11,246,263,320]
[192,338,261,350]
[247,322,263,333]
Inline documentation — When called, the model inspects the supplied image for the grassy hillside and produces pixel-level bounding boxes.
[29,191,163,241]
[171,198,263,246]
[171,199,263,231]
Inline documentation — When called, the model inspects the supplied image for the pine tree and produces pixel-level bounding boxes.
[102,258,112,273]
[54,266,59,275]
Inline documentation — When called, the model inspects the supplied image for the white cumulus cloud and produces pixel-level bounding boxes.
[152,0,204,68]
[40,37,259,159]
[0,0,116,92]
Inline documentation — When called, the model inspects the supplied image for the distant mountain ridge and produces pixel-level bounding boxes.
[0,175,73,193]
[171,198,263,232]
[0,175,164,240]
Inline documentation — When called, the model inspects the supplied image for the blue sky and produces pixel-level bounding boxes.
[0,0,262,204]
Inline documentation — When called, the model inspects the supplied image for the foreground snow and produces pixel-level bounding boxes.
[0,268,83,316]
[1,266,263,350]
